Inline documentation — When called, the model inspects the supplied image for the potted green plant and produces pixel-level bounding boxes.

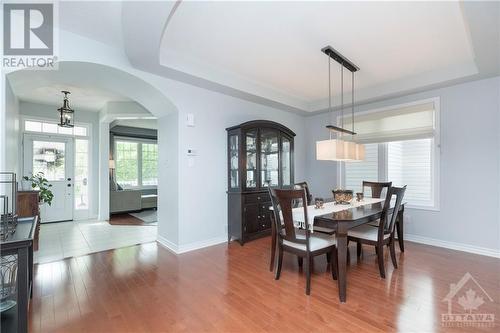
[23,172,54,206]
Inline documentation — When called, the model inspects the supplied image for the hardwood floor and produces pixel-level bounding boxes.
[28,238,499,332]
[108,213,147,226]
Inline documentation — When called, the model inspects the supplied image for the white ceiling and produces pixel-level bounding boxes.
[8,1,498,114]
[8,68,131,111]
[160,1,479,111]
[59,1,124,50]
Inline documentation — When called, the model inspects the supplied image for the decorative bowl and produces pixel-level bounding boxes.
[332,189,353,205]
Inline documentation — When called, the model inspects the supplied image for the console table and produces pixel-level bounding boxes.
[1,216,37,333]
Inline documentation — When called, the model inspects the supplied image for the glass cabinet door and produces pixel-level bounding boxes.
[245,130,257,188]
[281,136,292,186]
[260,130,279,187]
[229,134,239,188]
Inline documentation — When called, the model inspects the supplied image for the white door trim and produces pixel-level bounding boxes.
[23,133,74,223]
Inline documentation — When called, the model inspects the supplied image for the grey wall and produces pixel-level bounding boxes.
[306,76,500,253]
[4,80,20,175]
[156,77,307,250]
[19,101,100,217]
[157,112,179,247]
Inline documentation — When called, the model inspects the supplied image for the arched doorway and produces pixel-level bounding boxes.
[4,61,179,261]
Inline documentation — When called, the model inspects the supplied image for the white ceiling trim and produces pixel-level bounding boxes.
[65,1,499,115]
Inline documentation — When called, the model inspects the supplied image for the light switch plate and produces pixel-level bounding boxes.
[187,113,195,127]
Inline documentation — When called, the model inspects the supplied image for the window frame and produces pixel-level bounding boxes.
[113,136,158,189]
[338,97,441,211]
[23,117,90,138]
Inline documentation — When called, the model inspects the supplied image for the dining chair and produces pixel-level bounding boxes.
[293,182,335,236]
[363,181,391,221]
[268,187,334,271]
[362,181,405,253]
[347,186,406,278]
[293,182,313,205]
[362,181,392,200]
[270,188,337,295]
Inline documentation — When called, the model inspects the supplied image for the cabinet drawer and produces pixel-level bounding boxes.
[244,192,270,204]
[259,202,272,213]
[243,202,272,234]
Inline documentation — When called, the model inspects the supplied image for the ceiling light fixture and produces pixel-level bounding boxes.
[316,46,364,162]
[57,91,74,128]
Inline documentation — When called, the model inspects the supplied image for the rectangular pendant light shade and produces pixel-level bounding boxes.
[316,139,356,161]
[344,141,357,160]
[355,143,365,160]
[316,139,366,162]
[316,139,345,161]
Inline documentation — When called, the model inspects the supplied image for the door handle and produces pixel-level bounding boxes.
[67,184,71,187]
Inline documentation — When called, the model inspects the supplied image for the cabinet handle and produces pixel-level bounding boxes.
[257,196,261,200]
[257,216,261,219]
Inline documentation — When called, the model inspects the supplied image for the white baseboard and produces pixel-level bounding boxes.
[156,235,179,254]
[156,235,227,255]
[404,234,500,258]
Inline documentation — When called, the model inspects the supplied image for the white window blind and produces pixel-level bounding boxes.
[342,99,439,209]
[388,139,433,206]
[345,143,378,194]
[343,102,436,143]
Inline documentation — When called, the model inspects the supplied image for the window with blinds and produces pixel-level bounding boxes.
[345,143,378,194]
[343,98,439,209]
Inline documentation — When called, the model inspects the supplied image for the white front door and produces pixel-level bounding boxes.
[24,134,74,223]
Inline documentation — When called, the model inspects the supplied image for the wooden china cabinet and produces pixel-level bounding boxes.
[226,120,295,245]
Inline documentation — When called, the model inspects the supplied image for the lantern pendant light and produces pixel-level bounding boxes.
[316,46,364,162]
[58,91,75,128]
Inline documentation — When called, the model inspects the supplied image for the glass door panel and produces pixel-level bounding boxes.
[32,141,66,180]
[260,130,279,187]
[282,136,291,186]
[74,139,89,210]
[24,135,74,223]
[245,130,257,188]
[229,135,239,188]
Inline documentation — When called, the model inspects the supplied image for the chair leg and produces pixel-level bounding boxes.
[326,252,331,263]
[376,245,386,279]
[305,255,312,295]
[269,220,277,272]
[390,239,398,269]
[297,256,303,268]
[331,248,338,280]
[356,242,362,258]
[275,246,283,280]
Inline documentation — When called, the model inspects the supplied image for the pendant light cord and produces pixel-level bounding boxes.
[329,55,332,140]
[351,71,355,138]
[340,62,344,138]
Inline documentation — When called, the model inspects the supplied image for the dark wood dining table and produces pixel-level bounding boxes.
[314,201,405,302]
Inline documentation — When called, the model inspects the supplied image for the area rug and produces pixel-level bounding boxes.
[109,209,157,226]
[129,209,157,224]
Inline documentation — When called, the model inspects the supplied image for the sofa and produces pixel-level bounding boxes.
[110,188,157,214]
